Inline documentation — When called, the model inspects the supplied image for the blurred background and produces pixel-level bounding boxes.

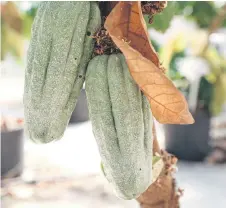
[1,1,226,208]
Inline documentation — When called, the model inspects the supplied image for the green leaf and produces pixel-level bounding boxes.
[176,1,218,28]
[100,162,106,177]
[152,155,162,165]
[191,1,217,28]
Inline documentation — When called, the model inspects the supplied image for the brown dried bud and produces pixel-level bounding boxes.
[141,1,167,25]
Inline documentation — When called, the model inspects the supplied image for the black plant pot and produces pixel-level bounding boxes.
[164,109,211,161]
[69,89,89,123]
[1,129,24,178]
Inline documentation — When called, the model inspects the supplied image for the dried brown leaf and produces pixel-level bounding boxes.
[105,1,194,124]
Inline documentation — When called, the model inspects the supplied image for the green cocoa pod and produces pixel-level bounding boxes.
[85,54,153,200]
[24,2,101,143]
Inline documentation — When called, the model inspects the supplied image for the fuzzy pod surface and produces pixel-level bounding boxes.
[85,54,153,200]
[24,2,101,143]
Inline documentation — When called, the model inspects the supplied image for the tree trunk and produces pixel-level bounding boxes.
[99,2,181,207]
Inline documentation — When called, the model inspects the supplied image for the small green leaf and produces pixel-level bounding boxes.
[100,162,106,177]
[152,155,162,165]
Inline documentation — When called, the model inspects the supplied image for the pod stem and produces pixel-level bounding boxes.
[137,123,181,208]
[98,2,182,207]
[93,2,120,56]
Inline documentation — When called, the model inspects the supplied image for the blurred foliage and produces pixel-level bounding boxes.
[144,2,177,32]
[203,47,226,115]
[22,13,35,39]
[211,74,226,115]
[1,23,24,60]
[198,77,214,113]
[168,51,185,80]
[1,1,38,60]
[1,1,23,32]
[176,1,219,28]
[1,2,23,60]
[159,32,187,70]
[21,3,38,38]
[157,32,226,116]
[146,1,226,32]
[151,39,160,52]
[152,1,226,116]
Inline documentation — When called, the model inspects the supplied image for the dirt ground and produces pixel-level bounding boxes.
[1,122,226,208]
